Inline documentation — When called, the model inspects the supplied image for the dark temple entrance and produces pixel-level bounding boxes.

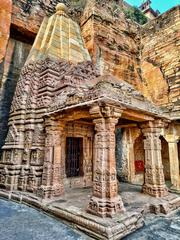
[66,137,83,178]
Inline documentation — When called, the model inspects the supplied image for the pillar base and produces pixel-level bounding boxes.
[37,184,64,199]
[87,195,125,218]
[142,184,168,197]
[170,185,180,192]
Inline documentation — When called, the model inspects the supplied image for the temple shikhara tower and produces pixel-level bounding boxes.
[0,0,179,239]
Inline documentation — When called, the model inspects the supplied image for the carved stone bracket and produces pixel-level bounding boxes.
[89,104,123,119]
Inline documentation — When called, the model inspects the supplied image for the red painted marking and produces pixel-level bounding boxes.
[135,160,144,172]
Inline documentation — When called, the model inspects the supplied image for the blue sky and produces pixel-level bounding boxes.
[125,0,180,13]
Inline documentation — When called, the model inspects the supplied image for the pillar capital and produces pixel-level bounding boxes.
[45,117,66,147]
[140,119,167,134]
[90,104,123,119]
[45,117,65,132]
[93,116,119,133]
[164,134,179,143]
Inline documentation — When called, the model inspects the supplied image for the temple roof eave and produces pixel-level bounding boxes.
[44,96,170,122]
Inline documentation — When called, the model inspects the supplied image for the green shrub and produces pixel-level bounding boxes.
[124,6,148,25]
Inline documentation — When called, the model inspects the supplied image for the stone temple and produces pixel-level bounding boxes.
[0,0,180,239]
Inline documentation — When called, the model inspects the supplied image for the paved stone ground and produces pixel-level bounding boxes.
[0,198,90,240]
[123,212,180,240]
[1,196,180,240]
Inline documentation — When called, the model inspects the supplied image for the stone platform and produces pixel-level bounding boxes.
[120,183,180,215]
[0,183,180,239]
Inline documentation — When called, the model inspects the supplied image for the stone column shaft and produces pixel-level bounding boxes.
[128,141,136,183]
[141,121,168,197]
[87,117,125,217]
[39,120,65,199]
[165,136,180,191]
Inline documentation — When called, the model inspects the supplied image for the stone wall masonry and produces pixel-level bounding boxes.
[141,6,180,116]
[81,1,143,91]
[80,1,180,108]
[11,0,55,37]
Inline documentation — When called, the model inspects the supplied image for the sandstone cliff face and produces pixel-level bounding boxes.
[11,0,87,38]
[140,61,169,106]
[81,0,144,91]
[12,0,55,38]
[141,6,180,117]
[0,0,12,63]
[80,1,180,112]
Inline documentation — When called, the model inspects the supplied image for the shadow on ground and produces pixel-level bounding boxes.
[0,198,91,240]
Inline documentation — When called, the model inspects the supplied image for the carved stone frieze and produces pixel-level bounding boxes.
[48,74,166,117]
[30,149,44,166]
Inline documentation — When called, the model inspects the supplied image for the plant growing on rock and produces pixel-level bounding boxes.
[124,6,148,25]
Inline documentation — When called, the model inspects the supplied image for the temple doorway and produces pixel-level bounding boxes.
[66,137,83,178]
[161,137,171,186]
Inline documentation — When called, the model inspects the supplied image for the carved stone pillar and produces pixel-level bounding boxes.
[165,135,180,191]
[128,140,136,183]
[87,105,125,217]
[38,118,65,199]
[141,121,168,197]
